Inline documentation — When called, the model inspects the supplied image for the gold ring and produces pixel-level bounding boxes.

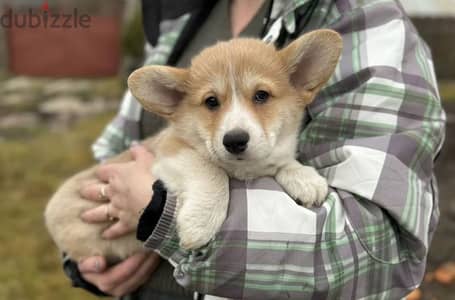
[99,185,108,201]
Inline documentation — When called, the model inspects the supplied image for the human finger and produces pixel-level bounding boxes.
[79,182,111,202]
[82,252,148,292]
[109,252,161,297]
[78,256,108,274]
[102,220,134,240]
[80,204,113,223]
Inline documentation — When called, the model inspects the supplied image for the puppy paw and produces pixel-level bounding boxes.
[177,223,215,250]
[176,197,227,250]
[276,164,328,207]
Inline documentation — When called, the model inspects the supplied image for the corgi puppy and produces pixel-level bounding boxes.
[45,29,342,262]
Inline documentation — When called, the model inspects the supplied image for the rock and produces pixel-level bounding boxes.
[43,80,92,96]
[1,76,44,94]
[91,97,119,111]
[2,93,34,106]
[0,113,39,129]
[39,96,88,118]
[39,96,116,120]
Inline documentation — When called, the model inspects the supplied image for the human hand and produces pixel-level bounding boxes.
[80,144,155,239]
[78,252,161,297]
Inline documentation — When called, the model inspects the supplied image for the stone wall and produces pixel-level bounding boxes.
[0,76,124,139]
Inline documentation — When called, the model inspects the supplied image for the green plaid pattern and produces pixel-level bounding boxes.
[94,0,446,299]
[91,13,190,160]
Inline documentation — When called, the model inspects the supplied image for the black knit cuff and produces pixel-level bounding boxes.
[62,254,109,297]
[136,180,168,242]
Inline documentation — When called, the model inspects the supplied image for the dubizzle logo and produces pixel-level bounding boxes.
[0,1,91,29]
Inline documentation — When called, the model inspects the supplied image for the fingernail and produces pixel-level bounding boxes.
[94,259,100,272]
[101,232,110,240]
[130,140,139,147]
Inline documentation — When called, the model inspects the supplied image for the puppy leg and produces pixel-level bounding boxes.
[275,160,328,207]
[153,151,229,250]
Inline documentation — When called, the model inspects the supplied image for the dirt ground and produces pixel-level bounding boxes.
[421,101,455,299]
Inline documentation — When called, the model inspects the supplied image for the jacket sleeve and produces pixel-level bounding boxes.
[142,1,445,299]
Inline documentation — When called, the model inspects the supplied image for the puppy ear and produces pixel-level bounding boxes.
[280,29,342,94]
[128,66,188,118]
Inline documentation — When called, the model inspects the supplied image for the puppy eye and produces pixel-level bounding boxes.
[254,90,269,104]
[205,96,220,110]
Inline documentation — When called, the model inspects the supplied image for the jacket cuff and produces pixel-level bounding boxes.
[136,180,168,242]
[143,191,180,259]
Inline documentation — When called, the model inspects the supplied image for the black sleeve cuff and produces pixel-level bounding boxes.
[62,254,109,297]
[136,180,168,242]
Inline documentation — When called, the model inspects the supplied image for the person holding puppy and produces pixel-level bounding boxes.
[63,0,446,299]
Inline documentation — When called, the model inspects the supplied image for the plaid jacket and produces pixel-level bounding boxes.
[93,0,446,299]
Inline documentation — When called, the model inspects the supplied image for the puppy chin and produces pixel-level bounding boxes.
[215,148,271,165]
[211,148,235,164]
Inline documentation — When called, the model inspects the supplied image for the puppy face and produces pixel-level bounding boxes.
[128,30,342,165]
[178,39,304,163]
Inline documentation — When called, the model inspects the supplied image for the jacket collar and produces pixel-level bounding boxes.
[270,0,313,35]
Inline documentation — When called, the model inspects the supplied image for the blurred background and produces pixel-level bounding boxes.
[0,1,454,299]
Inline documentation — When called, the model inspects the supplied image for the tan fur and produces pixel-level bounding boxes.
[45,137,156,263]
[45,30,342,261]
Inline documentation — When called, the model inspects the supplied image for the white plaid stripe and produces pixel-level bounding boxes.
[364,19,406,70]
[323,146,386,199]
[246,189,318,238]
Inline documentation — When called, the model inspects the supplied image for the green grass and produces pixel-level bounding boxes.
[0,114,115,300]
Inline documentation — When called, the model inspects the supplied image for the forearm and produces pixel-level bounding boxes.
[140,173,436,299]
[137,29,444,299]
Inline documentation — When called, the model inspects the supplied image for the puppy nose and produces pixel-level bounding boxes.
[223,130,249,154]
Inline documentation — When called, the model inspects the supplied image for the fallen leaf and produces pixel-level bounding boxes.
[407,288,422,300]
[434,262,455,285]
